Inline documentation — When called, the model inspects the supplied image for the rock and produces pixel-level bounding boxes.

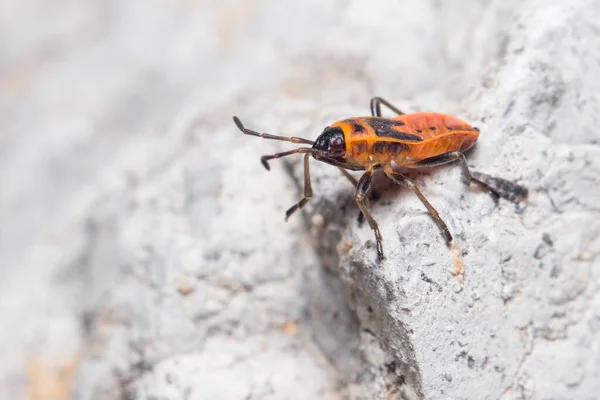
[1,0,599,399]
[294,1,600,398]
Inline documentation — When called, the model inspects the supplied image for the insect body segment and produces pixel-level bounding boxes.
[233,97,528,262]
[398,113,480,159]
[329,114,479,170]
[331,118,414,166]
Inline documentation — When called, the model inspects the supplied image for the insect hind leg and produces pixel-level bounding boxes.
[383,165,453,245]
[405,151,493,193]
[404,151,528,203]
[370,97,405,117]
[470,171,528,204]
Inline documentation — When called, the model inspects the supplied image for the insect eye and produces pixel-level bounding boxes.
[331,137,344,152]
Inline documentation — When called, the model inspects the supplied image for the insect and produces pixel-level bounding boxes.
[233,97,528,261]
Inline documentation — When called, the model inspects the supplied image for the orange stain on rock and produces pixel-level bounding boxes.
[26,354,80,400]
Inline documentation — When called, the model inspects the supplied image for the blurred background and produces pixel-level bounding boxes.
[1,1,495,269]
[1,0,599,399]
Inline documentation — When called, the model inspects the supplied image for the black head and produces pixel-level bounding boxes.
[312,126,346,156]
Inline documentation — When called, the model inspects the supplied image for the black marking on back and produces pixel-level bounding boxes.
[343,119,365,134]
[368,118,423,142]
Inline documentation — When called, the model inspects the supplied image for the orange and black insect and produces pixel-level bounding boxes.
[233,97,528,261]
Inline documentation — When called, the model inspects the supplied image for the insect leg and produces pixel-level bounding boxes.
[370,97,405,117]
[337,168,369,225]
[404,151,527,203]
[338,167,358,186]
[355,171,385,261]
[285,154,313,221]
[470,171,528,204]
[383,166,453,244]
[336,166,382,226]
[312,156,384,225]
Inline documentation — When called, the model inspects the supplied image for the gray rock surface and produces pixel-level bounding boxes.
[1,0,599,399]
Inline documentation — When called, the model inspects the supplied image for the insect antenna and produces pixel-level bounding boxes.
[260,148,327,170]
[233,116,314,145]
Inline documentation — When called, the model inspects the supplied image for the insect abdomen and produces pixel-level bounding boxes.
[346,138,408,165]
[373,140,408,163]
[406,131,478,159]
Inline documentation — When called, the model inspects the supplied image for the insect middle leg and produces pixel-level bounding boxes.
[370,97,405,117]
[355,170,385,261]
[403,150,528,202]
[285,154,313,221]
[336,167,381,226]
[383,165,453,244]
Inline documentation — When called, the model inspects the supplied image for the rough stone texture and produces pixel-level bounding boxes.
[1,0,599,399]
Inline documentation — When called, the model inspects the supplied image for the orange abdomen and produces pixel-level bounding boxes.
[394,113,479,159]
[332,113,480,166]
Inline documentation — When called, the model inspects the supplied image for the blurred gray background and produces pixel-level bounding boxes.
[1,0,599,399]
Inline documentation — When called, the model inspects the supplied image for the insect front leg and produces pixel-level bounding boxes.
[355,170,385,261]
[383,165,453,245]
[404,151,528,203]
[285,154,313,221]
[337,167,358,186]
[370,97,405,117]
